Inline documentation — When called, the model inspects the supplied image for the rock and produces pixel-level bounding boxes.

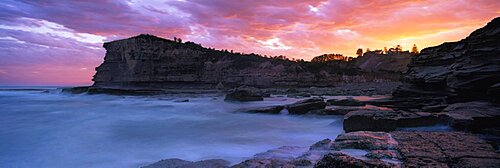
[173,99,189,102]
[231,158,294,168]
[438,101,500,132]
[231,146,307,168]
[61,86,89,94]
[327,98,366,106]
[142,158,229,168]
[314,153,397,168]
[224,90,263,102]
[309,106,360,115]
[392,17,500,111]
[343,110,442,132]
[365,150,400,159]
[392,131,500,167]
[310,139,333,150]
[332,131,397,150]
[355,50,413,73]
[286,98,326,115]
[319,131,500,168]
[238,105,285,114]
[90,34,402,91]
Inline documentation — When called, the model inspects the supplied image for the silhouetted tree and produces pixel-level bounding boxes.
[383,47,388,54]
[395,45,402,52]
[178,38,182,43]
[174,37,177,42]
[356,48,363,57]
[411,44,419,54]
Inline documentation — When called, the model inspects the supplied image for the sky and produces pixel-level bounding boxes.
[0,0,499,85]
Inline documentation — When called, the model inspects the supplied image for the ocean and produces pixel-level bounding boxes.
[0,87,350,167]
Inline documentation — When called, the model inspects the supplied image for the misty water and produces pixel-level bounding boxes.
[0,87,383,168]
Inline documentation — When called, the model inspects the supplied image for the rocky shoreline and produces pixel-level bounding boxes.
[140,17,500,168]
[62,81,400,97]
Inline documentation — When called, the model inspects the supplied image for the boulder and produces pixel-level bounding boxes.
[224,90,263,102]
[286,98,326,115]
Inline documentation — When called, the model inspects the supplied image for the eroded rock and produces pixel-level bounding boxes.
[238,106,285,114]
[327,98,366,106]
[343,110,442,132]
[142,158,229,168]
[286,98,326,115]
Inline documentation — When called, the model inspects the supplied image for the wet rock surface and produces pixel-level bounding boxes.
[326,98,366,106]
[438,101,500,132]
[314,153,397,168]
[238,105,285,114]
[286,98,327,115]
[343,110,442,132]
[142,158,230,168]
[315,131,500,168]
[393,131,500,168]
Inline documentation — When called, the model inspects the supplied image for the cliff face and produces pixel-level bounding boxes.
[93,35,380,89]
[355,52,413,73]
[393,17,500,109]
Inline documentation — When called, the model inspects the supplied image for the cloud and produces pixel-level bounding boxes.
[0,0,499,85]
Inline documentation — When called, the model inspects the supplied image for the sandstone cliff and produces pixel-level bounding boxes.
[355,51,413,73]
[92,35,397,89]
[392,17,500,109]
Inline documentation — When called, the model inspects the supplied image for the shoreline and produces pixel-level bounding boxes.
[61,81,401,97]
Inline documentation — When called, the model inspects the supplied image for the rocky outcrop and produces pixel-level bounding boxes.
[91,34,400,90]
[358,17,500,135]
[315,131,500,168]
[393,17,500,110]
[238,105,285,114]
[142,158,229,168]
[326,98,366,106]
[343,109,444,132]
[355,51,413,73]
[438,101,500,133]
[286,98,326,115]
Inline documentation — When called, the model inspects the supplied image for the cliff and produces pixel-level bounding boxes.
[92,35,397,90]
[355,51,413,73]
[392,17,500,110]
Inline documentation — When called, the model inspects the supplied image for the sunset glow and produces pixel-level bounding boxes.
[0,0,499,85]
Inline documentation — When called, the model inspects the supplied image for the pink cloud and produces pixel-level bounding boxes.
[0,0,499,85]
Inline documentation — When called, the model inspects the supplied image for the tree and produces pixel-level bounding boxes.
[383,47,388,54]
[177,38,182,43]
[395,45,402,52]
[356,48,363,57]
[411,44,419,54]
[366,48,371,53]
[174,37,177,42]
